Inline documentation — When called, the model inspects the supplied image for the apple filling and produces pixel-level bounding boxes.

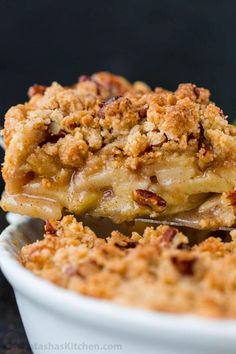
[2,152,236,228]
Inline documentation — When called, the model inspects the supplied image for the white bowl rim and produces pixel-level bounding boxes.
[1,220,236,346]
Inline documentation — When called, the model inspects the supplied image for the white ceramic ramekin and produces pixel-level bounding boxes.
[1,218,236,354]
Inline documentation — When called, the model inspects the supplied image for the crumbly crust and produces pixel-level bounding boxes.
[21,215,236,318]
[3,72,236,182]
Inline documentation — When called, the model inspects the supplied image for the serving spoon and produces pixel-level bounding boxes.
[135,217,234,232]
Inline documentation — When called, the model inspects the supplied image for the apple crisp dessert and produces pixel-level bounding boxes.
[2,72,236,228]
[20,215,236,317]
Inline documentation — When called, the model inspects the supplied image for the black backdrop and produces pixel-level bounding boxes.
[1,0,236,118]
[1,0,236,163]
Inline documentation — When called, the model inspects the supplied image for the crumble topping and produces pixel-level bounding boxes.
[20,215,236,318]
[3,72,236,183]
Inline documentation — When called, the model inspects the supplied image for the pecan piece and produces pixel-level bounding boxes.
[160,227,177,247]
[97,96,121,118]
[28,84,47,98]
[150,175,158,184]
[133,189,166,212]
[226,190,236,207]
[138,104,148,118]
[78,75,91,82]
[193,86,200,99]
[44,220,56,234]
[171,255,196,276]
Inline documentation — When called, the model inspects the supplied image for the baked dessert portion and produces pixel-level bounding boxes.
[2,72,236,228]
[20,215,236,318]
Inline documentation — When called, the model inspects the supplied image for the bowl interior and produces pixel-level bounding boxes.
[1,217,236,351]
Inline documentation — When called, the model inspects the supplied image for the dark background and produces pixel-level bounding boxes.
[1,0,236,121]
[1,0,236,352]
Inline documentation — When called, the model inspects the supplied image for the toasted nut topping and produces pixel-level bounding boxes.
[133,189,166,212]
[78,75,104,94]
[150,175,158,184]
[28,85,47,98]
[98,96,121,119]
[193,86,200,98]
[160,227,177,246]
[138,104,148,118]
[45,220,56,234]
[226,190,236,207]
[78,75,91,82]
[171,255,196,276]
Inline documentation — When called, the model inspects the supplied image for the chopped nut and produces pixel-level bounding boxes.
[78,75,104,94]
[193,86,200,98]
[78,75,91,82]
[133,189,166,212]
[150,175,158,184]
[45,220,56,234]
[160,227,177,246]
[171,255,196,276]
[194,86,210,103]
[138,104,148,118]
[226,190,236,207]
[28,85,47,98]
[98,96,121,119]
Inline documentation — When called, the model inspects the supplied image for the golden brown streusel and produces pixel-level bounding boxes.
[20,216,236,318]
[3,72,236,181]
